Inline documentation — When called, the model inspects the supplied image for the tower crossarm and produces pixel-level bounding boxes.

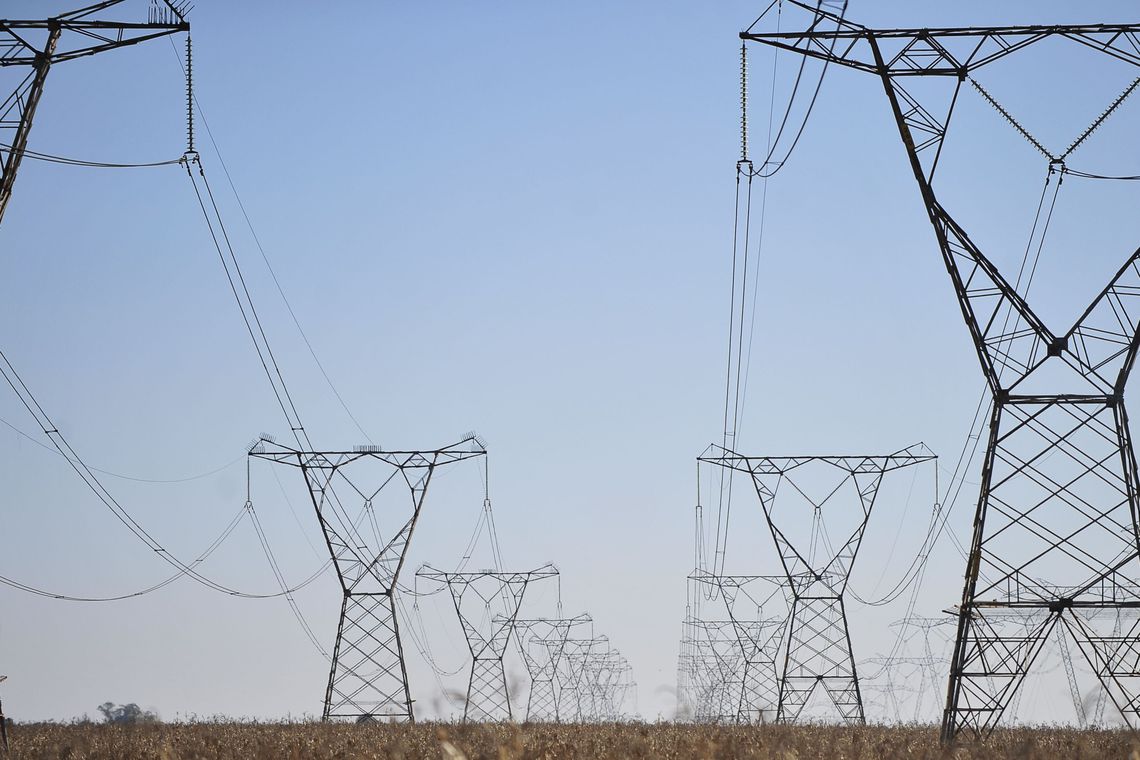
[699,443,936,477]
[248,436,487,471]
[417,565,558,659]
[510,614,591,679]
[699,444,935,589]
[250,435,487,595]
[0,3,188,67]
[688,571,789,660]
[740,5,1140,77]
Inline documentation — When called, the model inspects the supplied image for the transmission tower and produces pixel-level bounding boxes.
[512,614,591,721]
[552,635,608,721]
[678,614,722,722]
[701,443,935,724]
[249,435,486,722]
[0,2,188,225]
[739,4,1140,740]
[687,619,743,723]
[690,571,787,723]
[880,616,955,723]
[576,649,634,721]
[416,565,558,722]
[675,623,699,720]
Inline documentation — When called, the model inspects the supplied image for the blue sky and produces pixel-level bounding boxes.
[0,0,1138,723]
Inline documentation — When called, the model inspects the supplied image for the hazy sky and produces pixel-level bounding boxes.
[0,0,1138,724]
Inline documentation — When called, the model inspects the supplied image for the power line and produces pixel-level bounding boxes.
[167,36,374,444]
[0,413,244,484]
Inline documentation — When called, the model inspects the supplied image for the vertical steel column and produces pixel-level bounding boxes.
[0,25,59,226]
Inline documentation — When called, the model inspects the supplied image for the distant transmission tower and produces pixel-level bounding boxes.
[249,435,486,722]
[580,650,634,721]
[688,619,744,723]
[416,565,558,722]
[0,2,189,225]
[552,635,608,721]
[513,614,591,721]
[878,616,954,723]
[701,443,935,724]
[691,571,787,723]
[739,4,1140,740]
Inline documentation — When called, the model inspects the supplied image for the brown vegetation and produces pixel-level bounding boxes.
[4,722,1138,760]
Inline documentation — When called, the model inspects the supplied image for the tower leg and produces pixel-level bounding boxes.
[464,658,512,721]
[324,593,413,722]
[0,27,60,228]
[526,679,557,722]
[557,682,583,722]
[739,658,778,723]
[942,609,1055,739]
[779,596,864,724]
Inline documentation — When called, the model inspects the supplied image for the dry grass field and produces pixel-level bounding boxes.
[2,722,1137,760]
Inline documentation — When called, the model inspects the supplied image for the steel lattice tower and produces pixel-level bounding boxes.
[690,571,787,723]
[249,436,486,722]
[583,652,634,721]
[701,444,935,724]
[512,614,591,722]
[740,4,1140,740]
[0,2,189,226]
[551,635,608,721]
[685,619,743,723]
[416,565,558,722]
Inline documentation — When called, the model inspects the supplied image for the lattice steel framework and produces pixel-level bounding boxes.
[740,4,1140,740]
[551,635,608,721]
[701,444,935,724]
[675,624,700,720]
[0,1,188,225]
[577,649,634,721]
[250,435,486,722]
[870,616,955,723]
[688,619,743,722]
[416,565,558,722]
[691,571,787,723]
[512,614,591,722]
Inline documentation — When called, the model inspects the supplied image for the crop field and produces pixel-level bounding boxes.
[2,722,1136,760]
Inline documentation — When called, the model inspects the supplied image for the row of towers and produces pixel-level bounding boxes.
[683,1,1140,742]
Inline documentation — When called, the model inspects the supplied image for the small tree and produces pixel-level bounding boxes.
[97,702,158,724]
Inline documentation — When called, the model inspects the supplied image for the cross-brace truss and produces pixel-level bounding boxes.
[701,444,935,724]
[741,7,1140,741]
[416,565,558,722]
[250,435,486,722]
